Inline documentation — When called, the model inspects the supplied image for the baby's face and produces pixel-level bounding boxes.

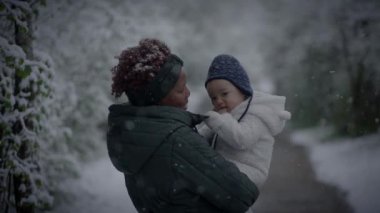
[206,79,246,113]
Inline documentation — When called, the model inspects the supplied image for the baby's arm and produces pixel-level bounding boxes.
[204,111,266,150]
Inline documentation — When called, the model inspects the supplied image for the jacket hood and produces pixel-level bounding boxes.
[232,91,291,135]
[107,104,205,174]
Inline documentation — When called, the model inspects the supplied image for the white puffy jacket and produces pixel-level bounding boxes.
[198,91,291,188]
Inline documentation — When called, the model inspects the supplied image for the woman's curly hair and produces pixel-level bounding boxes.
[111,38,171,98]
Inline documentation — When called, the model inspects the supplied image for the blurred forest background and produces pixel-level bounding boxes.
[1,0,379,212]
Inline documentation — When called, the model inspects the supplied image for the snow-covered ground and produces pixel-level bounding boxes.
[291,127,380,213]
[53,155,137,213]
[55,127,380,213]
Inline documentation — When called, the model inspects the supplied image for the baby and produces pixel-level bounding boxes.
[198,54,291,190]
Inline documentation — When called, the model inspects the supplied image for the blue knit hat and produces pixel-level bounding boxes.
[205,54,253,96]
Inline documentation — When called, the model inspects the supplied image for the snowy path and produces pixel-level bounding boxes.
[60,134,351,213]
[55,155,137,213]
[75,157,137,213]
[252,131,353,213]
[291,128,380,213]
[58,129,380,213]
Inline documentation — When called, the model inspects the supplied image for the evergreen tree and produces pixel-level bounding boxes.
[0,0,72,212]
[262,0,380,136]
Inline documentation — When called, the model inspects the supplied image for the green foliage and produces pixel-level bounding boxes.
[270,0,380,138]
[16,65,32,79]
[287,42,379,137]
[282,46,337,128]
[0,2,5,11]
[0,0,61,212]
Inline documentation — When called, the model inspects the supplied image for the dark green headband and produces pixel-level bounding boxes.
[126,54,183,106]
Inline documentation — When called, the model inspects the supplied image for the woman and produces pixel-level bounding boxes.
[106,38,259,213]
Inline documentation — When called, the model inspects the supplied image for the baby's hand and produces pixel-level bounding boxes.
[204,111,224,128]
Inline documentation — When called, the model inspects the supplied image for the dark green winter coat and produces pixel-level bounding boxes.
[107,104,259,213]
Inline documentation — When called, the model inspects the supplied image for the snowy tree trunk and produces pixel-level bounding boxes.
[1,1,54,212]
[13,14,35,213]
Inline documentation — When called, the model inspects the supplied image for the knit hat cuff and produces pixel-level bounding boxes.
[205,76,253,97]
